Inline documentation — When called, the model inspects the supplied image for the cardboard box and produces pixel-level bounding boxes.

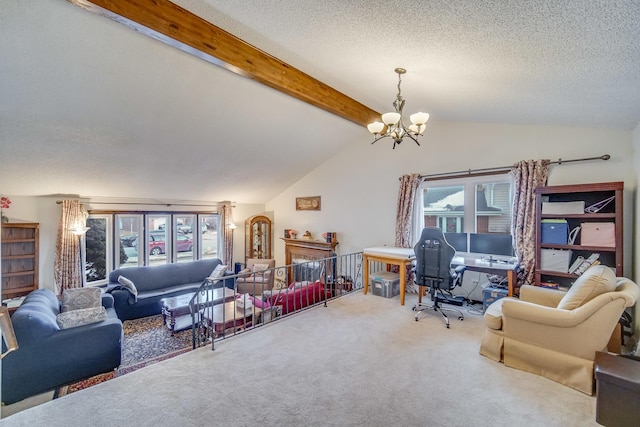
[483,285,508,313]
[540,249,572,273]
[369,271,400,298]
[541,219,568,244]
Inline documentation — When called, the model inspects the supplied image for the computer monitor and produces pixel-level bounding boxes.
[444,232,468,252]
[469,233,514,257]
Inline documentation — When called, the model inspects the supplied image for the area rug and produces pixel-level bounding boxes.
[54,315,193,398]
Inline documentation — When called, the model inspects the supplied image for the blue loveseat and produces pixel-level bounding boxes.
[107,258,231,321]
[2,289,123,404]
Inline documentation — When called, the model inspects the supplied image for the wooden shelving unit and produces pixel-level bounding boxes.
[534,182,623,289]
[1,222,39,310]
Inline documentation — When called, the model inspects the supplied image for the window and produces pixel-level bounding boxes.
[420,174,513,255]
[85,216,111,284]
[85,211,220,286]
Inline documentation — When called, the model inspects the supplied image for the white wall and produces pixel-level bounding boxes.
[266,121,635,270]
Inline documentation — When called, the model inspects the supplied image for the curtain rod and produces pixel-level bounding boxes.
[55,200,235,208]
[417,154,610,181]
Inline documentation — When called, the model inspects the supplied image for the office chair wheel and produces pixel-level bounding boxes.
[458,316,464,321]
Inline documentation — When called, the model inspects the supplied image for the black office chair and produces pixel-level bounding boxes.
[412,227,466,328]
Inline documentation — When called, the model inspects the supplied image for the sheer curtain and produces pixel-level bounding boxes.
[394,173,423,293]
[54,200,88,293]
[221,202,234,269]
[511,159,550,287]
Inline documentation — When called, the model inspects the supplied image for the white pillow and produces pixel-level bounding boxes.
[118,275,138,299]
[208,264,228,283]
[252,263,270,272]
[557,265,616,310]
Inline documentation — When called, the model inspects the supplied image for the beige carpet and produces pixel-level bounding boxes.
[0,291,599,426]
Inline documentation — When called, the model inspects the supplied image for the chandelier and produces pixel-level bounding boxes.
[367,68,429,149]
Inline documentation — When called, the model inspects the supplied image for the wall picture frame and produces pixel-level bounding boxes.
[296,196,321,211]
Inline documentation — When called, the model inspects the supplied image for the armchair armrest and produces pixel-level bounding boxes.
[101,293,114,309]
[519,285,564,307]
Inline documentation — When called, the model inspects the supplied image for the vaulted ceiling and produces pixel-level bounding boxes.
[1,1,639,204]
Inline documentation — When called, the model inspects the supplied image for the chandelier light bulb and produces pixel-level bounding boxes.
[367,121,385,134]
[410,112,430,126]
[381,112,401,126]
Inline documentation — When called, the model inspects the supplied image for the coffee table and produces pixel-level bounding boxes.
[203,301,263,338]
[161,287,236,334]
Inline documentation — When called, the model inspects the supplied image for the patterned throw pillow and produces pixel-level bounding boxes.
[56,306,107,329]
[252,264,270,272]
[61,287,102,313]
[118,275,138,299]
[208,264,228,283]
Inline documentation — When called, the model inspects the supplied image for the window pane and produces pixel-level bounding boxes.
[148,215,170,265]
[423,185,465,232]
[200,214,219,259]
[117,214,142,268]
[86,217,108,284]
[175,214,195,263]
[475,182,512,234]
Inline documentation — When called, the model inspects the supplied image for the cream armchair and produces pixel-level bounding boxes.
[480,265,639,395]
[236,258,276,295]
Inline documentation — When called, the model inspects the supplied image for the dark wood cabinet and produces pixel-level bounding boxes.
[534,182,623,289]
[245,215,272,260]
[2,223,39,311]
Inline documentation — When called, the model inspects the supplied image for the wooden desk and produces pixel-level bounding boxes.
[451,253,518,297]
[363,247,415,306]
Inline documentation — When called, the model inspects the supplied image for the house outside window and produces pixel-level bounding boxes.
[420,175,513,254]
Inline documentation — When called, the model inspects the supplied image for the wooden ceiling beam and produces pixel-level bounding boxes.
[67,0,380,127]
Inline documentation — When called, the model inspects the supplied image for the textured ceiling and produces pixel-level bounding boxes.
[1,1,639,203]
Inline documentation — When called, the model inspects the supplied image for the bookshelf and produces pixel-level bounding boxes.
[534,182,623,290]
[1,223,39,312]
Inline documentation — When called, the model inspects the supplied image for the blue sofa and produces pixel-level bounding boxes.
[2,289,123,404]
[107,258,231,321]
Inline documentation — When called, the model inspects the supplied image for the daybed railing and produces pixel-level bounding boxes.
[189,252,363,350]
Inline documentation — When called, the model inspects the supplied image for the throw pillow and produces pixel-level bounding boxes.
[557,265,616,310]
[56,306,107,329]
[61,287,102,312]
[208,264,228,283]
[252,263,270,272]
[118,275,138,300]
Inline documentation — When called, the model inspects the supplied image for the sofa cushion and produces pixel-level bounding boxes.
[483,298,505,330]
[56,306,107,329]
[118,275,138,300]
[557,265,616,310]
[61,287,102,312]
[253,263,269,272]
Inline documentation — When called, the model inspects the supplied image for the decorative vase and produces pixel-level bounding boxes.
[1,215,8,223]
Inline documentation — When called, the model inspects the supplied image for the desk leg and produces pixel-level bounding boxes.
[507,269,516,297]
[399,261,406,306]
[363,255,369,295]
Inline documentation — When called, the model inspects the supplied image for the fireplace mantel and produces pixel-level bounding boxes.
[281,238,338,265]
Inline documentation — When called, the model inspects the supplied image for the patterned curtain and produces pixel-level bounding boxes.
[394,173,423,293]
[511,159,550,287]
[221,202,234,269]
[54,200,88,294]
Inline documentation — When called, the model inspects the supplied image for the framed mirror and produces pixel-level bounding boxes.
[245,215,272,260]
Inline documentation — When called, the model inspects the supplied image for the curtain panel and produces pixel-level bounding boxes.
[510,159,550,287]
[394,173,422,293]
[221,202,233,268]
[54,200,88,293]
